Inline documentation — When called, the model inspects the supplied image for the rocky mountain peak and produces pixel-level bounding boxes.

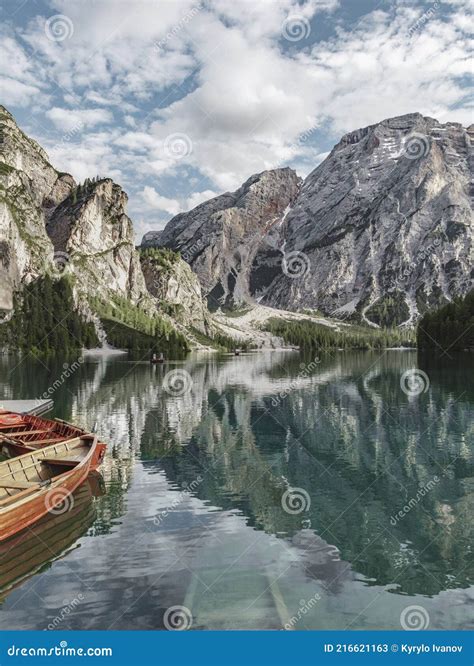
[261,113,473,323]
[150,112,472,323]
[152,167,301,309]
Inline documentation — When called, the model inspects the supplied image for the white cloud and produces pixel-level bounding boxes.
[141,186,181,216]
[46,107,114,132]
[1,0,471,227]
[45,130,123,183]
[0,77,42,107]
[185,189,218,209]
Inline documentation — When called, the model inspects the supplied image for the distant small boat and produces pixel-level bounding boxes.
[0,435,100,542]
[234,349,240,356]
[0,411,106,470]
[151,353,165,364]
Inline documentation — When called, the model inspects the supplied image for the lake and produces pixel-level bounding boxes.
[0,350,472,630]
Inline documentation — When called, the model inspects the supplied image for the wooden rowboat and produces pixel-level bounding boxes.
[0,411,106,471]
[0,435,99,542]
[0,475,103,601]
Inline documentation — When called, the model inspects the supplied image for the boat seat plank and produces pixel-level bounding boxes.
[19,437,64,446]
[41,457,80,468]
[3,429,49,437]
[0,480,39,490]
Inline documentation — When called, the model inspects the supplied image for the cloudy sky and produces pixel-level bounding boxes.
[1,0,472,240]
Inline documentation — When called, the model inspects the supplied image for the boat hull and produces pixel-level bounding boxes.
[0,477,101,600]
[0,413,106,472]
[0,438,98,543]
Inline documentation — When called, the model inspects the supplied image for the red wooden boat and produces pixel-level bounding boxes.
[0,435,100,542]
[0,411,106,471]
[0,475,103,600]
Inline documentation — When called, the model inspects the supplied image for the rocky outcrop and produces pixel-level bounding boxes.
[47,178,150,305]
[152,113,472,325]
[154,168,301,310]
[141,230,163,248]
[0,107,161,336]
[140,249,210,333]
[259,114,473,324]
[0,106,60,312]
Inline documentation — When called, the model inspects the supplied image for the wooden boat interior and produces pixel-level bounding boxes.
[0,437,93,506]
[0,414,83,449]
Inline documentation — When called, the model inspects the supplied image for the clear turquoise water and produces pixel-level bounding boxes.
[0,350,472,630]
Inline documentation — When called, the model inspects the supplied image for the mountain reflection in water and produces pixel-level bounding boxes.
[0,350,472,630]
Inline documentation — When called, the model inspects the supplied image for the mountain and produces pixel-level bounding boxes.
[150,113,473,325]
[0,106,208,350]
[155,168,301,310]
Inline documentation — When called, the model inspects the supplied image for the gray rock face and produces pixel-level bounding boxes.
[0,106,210,341]
[0,106,61,311]
[153,113,473,324]
[141,230,163,248]
[140,250,210,333]
[260,114,473,324]
[155,168,302,310]
[47,178,149,305]
[0,108,151,318]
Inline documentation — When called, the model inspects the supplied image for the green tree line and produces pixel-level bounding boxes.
[263,318,415,351]
[0,276,98,354]
[417,290,474,351]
